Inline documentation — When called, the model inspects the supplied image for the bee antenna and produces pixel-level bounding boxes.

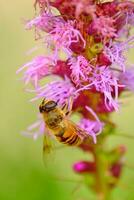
[56,99,60,104]
[39,105,43,113]
[42,98,46,103]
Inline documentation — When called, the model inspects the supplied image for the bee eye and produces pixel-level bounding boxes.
[45,101,57,111]
[39,100,57,113]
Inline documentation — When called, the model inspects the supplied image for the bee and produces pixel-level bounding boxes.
[39,98,89,151]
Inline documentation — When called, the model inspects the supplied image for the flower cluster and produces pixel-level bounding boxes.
[18,0,134,198]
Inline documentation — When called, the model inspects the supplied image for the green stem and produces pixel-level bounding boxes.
[93,142,111,200]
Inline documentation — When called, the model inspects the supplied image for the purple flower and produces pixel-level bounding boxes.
[115,1,134,35]
[47,20,86,58]
[26,12,64,37]
[18,1,134,197]
[68,55,92,86]
[79,106,104,144]
[71,0,96,19]
[69,65,122,111]
[21,114,45,140]
[105,36,134,72]
[126,11,134,26]
[88,16,117,42]
[89,66,120,111]
[119,66,134,91]
[30,77,78,106]
[17,56,55,87]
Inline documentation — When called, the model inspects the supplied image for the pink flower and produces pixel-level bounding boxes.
[119,66,134,91]
[51,0,96,20]
[68,55,92,86]
[30,77,78,106]
[71,0,96,19]
[79,106,104,144]
[89,66,120,111]
[18,0,134,197]
[104,36,134,72]
[115,1,134,34]
[21,114,45,140]
[47,20,86,57]
[88,16,117,42]
[26,12,64,37]
[69,65,122,111]
[17,56,55,87]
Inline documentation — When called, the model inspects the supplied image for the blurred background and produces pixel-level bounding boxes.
[1,0,134,199]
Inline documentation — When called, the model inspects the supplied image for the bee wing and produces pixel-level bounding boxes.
[43,133,65,166]
[67,120,89,140]
[68,120,96,144]
[74,124,89,140]
[43,133,55,166]
[43,134,53,154]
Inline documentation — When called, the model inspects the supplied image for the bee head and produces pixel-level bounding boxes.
[39,99,57,113]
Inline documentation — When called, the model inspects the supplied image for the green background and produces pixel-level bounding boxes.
[1,1,134,199]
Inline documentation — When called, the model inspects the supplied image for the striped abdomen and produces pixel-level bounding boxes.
[56,133,82,146]
[55,120,85,146]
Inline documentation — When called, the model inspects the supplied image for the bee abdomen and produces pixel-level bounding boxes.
[56,134,81,146]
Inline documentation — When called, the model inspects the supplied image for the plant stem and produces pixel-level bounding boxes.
[93,142,111,200]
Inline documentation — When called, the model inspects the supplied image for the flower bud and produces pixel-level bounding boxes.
[53,60,71,78]
[98,53,111,66]
[117,145,126,155]
[110,162,123,178]
[73,161,96,174]
[79,143,94,153]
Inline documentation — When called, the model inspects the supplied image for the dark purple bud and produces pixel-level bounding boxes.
[98,53,112,66]
[110,162,123,178]
[79,143,94,153]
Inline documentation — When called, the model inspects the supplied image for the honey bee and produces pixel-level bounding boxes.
[39,98,89,152]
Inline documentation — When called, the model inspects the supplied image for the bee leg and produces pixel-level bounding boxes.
[61,103,70,116]
[61,103,67,111]
[55,128,65,137]
[61,97,73,116]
